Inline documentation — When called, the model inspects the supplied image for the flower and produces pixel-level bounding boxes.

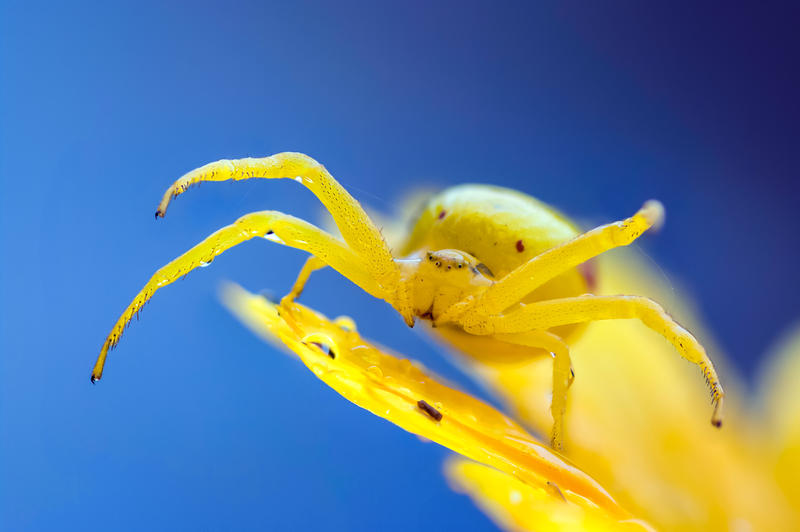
[221,282,650,530]
[219,250,800,531]
[451,250,800,530]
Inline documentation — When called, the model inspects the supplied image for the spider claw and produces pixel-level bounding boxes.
[90,374,100,384]
[711,397,724,428]
[641,199,665,231]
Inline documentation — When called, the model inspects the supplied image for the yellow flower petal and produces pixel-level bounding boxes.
[220,282,636,522]
[457,250,798,530]
[760,323,800,509]
[445,457,653,532]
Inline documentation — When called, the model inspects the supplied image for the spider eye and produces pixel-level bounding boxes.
[457,264,462,269]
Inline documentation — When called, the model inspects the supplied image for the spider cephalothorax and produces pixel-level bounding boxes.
[93,152,724,450]
[398,250,494,321]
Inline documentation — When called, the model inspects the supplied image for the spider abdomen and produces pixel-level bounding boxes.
[399,184,593,348]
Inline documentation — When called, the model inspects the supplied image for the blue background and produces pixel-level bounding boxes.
[1,1,798,530]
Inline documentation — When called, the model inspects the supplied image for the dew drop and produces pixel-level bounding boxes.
[199,260,212,268]
[263,232,286,244]
[334,316,357,332]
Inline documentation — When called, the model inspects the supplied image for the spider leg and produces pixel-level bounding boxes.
[494,331,572,451]
[438,201,664,323]
[92,211,383,382]
[460,294,724,428]
[280,256,327,305]
[155,152,403,301]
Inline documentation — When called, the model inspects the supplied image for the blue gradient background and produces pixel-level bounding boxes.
[1,2,798,530]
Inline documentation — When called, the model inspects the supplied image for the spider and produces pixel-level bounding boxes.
[92,152,724,450]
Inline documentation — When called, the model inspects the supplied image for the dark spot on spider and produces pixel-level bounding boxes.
[475,263,494,278]
[266,230,274,235]
[516,239,525,252]
[310,341,336,359]
[438,210,446,220]
[417,400,443,421]
[578,260,597,293]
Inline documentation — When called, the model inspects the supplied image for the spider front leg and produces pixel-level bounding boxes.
[437,200,664,323]
[459,294,725,427]
[92,211,385,382]
[156,152,405,302]
[495,331,573,451]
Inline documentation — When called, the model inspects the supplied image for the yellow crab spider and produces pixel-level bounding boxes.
[92,152,724,450]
